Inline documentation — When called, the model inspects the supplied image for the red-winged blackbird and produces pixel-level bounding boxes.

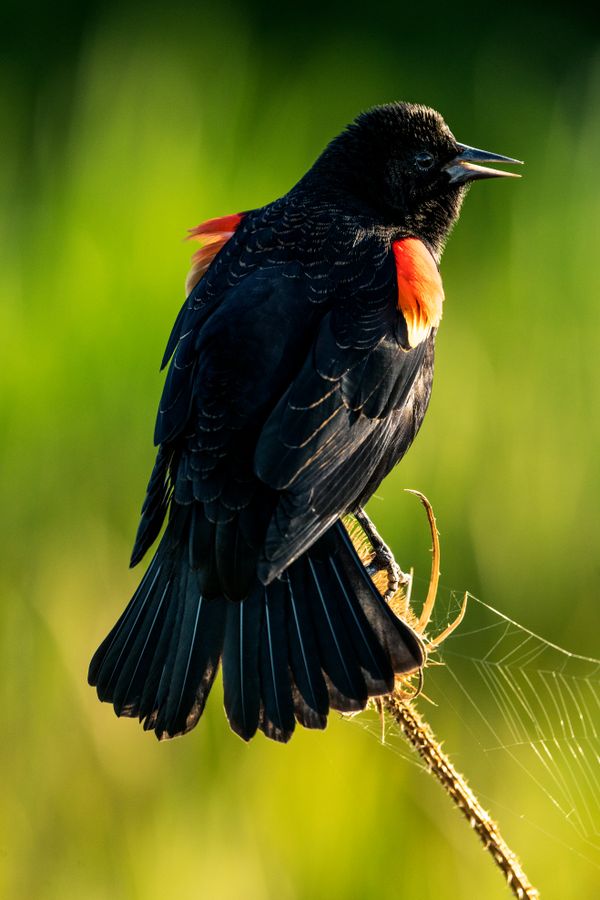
[89,102,520,742]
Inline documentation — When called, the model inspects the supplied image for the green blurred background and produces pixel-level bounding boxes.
[2,1,600,897]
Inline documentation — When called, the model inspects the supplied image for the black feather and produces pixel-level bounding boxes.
[154,335,197,445]
[89,519,228,736]
[134,534,199,725]
[146,560,192,732]
[327,552,394,693]
[161,298,190,370]
[285,569,329,728]
[188,506,221,597]
[258,582,295,742]
[335,523,424,673]
[174,596,228,734]
[111,576,173,716]
[304,554,368,710]
[215,517,256,601]
[154,589,227,739]
[222,594,263,741]
[89,555,166,700]
[130,445,174,567]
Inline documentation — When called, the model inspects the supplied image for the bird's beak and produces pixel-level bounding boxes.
[443,143,523,184]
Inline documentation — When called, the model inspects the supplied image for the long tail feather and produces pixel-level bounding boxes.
[286,569,329,728]
[222,595,262,741]
[89,555,165,698]
[305,554,368,710]
[89,520,227,739]
[90,514,423,743]
[258,582,295,742]
[220,520,424,740]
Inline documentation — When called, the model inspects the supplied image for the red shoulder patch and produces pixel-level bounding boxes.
[392,238,444,348]
[185,213,245,295]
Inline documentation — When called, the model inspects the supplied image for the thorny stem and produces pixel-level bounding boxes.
[383,693,540,900]
[349,496,540,898]
[405,489,441,634]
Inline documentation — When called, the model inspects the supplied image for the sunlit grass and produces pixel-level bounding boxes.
[2,14,599,899]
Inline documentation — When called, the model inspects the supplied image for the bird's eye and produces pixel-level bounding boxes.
[415,151,435,171]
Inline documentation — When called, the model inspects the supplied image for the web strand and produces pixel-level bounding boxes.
[352,585,600,870]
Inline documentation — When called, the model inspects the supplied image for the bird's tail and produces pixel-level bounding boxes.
[88,518,423,742]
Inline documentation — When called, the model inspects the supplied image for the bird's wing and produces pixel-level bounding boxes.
[131,209,253,566]
[133,197,332,593]
[255,239,438,581]
[154,212,249,444]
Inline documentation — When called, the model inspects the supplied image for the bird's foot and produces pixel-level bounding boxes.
[355,508,410,600]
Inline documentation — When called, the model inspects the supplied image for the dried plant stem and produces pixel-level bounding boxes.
[348,499,539,896]
[383,693,540,900]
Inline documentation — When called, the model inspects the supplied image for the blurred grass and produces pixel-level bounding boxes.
[1,6,599,898]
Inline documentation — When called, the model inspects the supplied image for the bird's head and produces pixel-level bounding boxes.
[306,102,522,256]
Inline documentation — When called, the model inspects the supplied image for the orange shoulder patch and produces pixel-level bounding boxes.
[392,238,444,348]
[185,213,245,295]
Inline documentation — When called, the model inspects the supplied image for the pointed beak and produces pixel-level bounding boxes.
[443,143,523,184]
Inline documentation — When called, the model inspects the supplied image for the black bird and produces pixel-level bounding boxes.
[89,102,520,742]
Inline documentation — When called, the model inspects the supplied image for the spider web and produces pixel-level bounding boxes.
[350,584,600,869]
